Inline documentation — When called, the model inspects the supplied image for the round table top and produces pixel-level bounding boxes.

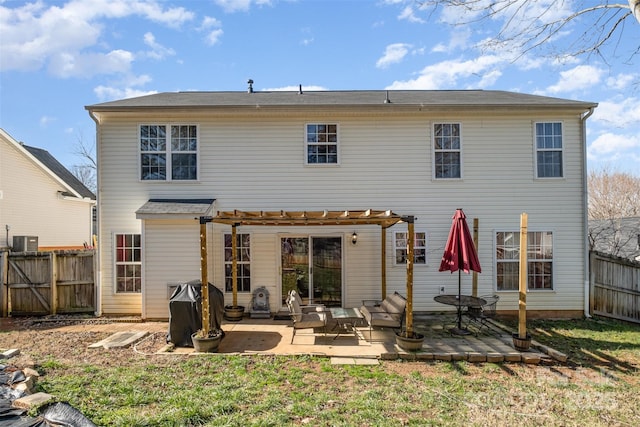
[434,294,486,308]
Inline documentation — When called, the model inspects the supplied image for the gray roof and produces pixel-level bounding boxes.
[589,217,640,262]
[136,199,215,218]
[86,90,597,111]
[23,145,96,200]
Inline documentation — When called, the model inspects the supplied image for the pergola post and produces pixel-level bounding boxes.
[404,216,415,337]
[199,217,211,335]
[232,223,238,308]
[381,227,387,300]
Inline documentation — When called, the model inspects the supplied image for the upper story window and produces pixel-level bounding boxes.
[496,231,554,291]
[535,122,563,178]
[115,233,141,293]
[306,124,338,164]
[140,124,198,181]
[433,123,461,179]
[224,233,251,293]
[394,231,427,265]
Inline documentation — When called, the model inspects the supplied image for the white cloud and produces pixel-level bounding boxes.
[591,96,640,129]
[94,85,157,101]
[213,0,272,13]
[398,5,424,23]
[544,65,604,94]
[49,49,134,78]
[200,16,223,45]
[142,32,176,60]
[386,55,503,90]
[431,28,471,53]
[0,0,194,76]
[588,132,640,168]
[376,43,412,69]
[39,116,56,127]
[606,73,636,90]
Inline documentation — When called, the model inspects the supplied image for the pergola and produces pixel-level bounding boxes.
[197,209,417,337]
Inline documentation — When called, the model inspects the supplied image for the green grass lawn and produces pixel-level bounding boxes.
[26,316,639,426]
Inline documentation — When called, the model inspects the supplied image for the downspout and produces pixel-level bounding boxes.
[88,110,102,317]
[581,107,595,318]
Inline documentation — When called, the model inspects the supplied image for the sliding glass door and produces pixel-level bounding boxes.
[281,236,342,307]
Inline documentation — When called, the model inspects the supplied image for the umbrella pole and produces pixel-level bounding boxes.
[457,269,462,329]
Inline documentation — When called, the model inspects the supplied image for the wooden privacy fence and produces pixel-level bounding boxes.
[0,249,96,317]
[590,250,640,324]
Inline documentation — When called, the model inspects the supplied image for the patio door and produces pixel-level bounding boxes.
[281,236,342,307]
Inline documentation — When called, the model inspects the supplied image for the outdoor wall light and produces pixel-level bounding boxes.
[351,232,358,245]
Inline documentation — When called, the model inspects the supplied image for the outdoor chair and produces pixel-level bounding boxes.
[286,295,327,343]
[465,294,499,335]
[288,290,325,313]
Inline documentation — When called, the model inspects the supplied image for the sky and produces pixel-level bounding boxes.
[1,0,639,176]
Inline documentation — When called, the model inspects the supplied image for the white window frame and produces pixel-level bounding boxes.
[224,232,252,293]
[393,231,428,266]
[534,121,564,179]
[139,124,199,181]
[432,122,462,179]
[495,230,554,291]
[114,233,142,293]
[305,123,340,165]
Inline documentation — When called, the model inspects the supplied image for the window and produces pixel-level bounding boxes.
[115,234,141,293]
[394,231,427,265]
[433,123,461,179]
[535,122,563,178]
[306,124,338,164]
[496,231,554,291]
[224,233,251,293]
[140,124,198,181]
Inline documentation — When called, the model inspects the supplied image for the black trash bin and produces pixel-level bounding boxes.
[167,280,224,347]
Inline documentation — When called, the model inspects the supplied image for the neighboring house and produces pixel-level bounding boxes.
[589,217,640,262]
[86,89,597,320]
[0,128,96,251]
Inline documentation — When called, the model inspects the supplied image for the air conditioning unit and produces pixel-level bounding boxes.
[13,235,38,252]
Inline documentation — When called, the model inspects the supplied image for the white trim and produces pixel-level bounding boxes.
[493,229,556,292]
[138,123,200,182]
[304,122,340,166]
[431,121,463,180]
[393,230,428,266]
[112,231,143,294]
[533,120,565,179]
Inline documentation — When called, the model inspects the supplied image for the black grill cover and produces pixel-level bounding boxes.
[167,280,224,347]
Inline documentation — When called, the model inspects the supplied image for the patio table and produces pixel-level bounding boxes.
[434,294,486,336]
[328,307,363,340]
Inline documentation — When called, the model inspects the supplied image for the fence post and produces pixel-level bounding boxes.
[1,250,8,317]
[50,251,58,315]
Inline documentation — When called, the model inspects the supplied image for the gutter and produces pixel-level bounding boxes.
[88,110,103,317]
[581,107,595,318]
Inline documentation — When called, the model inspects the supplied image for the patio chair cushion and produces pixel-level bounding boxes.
[289,290,325,313]
[294,311,326,329]
[360,292,406,329]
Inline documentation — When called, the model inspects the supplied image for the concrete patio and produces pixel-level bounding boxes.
[155,312,564,364]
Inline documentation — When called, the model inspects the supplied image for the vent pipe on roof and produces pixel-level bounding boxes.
[384,90,391,104]
[247,79,254,93]
[298,84,303,95]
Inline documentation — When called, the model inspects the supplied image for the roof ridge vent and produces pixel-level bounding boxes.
[247,79,254,93]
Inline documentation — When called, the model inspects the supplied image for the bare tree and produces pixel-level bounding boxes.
[417,1,640,64]
[72,133,97,193]
[588,167,640,219]
[587,167,640,258]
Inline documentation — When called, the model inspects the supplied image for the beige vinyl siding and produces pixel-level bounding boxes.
[96,108,586,315]
[0,135,93,248]
[143,220,200,319]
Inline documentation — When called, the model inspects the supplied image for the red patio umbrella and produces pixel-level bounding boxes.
[439,209,482,332]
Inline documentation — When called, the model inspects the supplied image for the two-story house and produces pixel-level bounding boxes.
[0,128,96,251]
[86,89,597,320]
